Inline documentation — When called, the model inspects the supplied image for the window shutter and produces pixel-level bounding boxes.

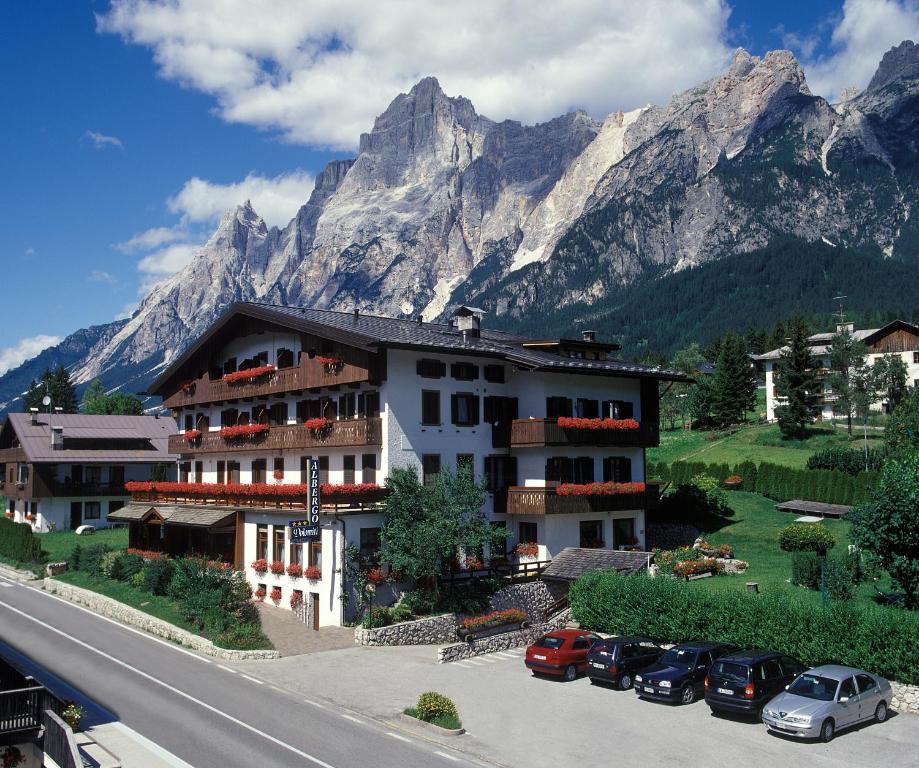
[416,360,424,375]
[438,361,447,377]
[470,395,480,425]
[603,457,613,482]
[619,401,634,419]
[450,394,459,425]
[508,456,518,487]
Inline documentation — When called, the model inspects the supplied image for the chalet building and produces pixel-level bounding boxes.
[756,320,919,422]
[0,413,175,532]
[116,302,687,627]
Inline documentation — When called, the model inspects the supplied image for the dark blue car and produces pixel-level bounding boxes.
[634,641,736,705]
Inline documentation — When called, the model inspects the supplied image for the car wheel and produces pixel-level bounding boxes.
[620,674,633,691]
[820,718,835,743]
[680,684,695,705]
[875,701,888,723]
[563,664,577,682]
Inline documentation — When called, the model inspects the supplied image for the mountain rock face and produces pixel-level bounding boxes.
[2,43,918,409]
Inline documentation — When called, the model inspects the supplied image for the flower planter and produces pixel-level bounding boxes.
[251,559,269,574]
[556,417,640,431]
[303,566,321,581]
[219,423,270,440]
[399,712,465,737]
[222,365,276,384]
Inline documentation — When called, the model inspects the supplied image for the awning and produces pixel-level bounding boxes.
[109,503,236,528]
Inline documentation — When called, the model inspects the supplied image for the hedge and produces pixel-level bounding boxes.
[0,516,44,564]
[570,570,919,685]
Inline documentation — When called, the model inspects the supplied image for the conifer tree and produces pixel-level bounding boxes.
[22,365,78,413]
[711,333,756,427]
[775,318,818,438]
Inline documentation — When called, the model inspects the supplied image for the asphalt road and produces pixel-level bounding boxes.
[0,576,479,768]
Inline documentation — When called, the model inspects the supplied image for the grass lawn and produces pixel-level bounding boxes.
[649,422,885,470]
[38,527,128,562]
[686,491,885,609]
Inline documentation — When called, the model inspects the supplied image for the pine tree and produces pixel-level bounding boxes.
[22,365,78,413]
[774,318,819,438]
[710,333,756,427]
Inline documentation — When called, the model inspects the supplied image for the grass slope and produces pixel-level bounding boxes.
[39,527,128,562]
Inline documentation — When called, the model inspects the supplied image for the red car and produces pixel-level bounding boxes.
[525,629,602,681]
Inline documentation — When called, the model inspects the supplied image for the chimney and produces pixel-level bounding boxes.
[836,322,854,334]
[353,308,360,319]
[416,315,424,325]
[581,330,597,342]
[452,306,483,339]
[29,407,38,425]
[51,425,64,451]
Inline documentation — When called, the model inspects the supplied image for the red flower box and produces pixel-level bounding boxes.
[222,365,276,383]
[303,566,321,580]
[4,511,14,519]
[320,482,381,498]
[251,558,268,573]
[556,417,640,431]
[125,480,385,505]
[556,481,646,496]
[286,563,302,578]
[463,557,483,570]
[366,567,385,584]
[270,586,282,602]
[673,557,721,578]
[180,380,196,394]
[219,423,270,440]
[317,355,342,367]
[269,560,285,576]
[290,591,303,608]
[254,587,266,602]
[461,608,527,632]
[183,429,201,441]
[303,417,331,431]
[515,542,539,558]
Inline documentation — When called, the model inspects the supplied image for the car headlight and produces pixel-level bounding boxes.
[659,680,672,688]
[764,709,777,718]
[634,675,643,683]
[785,715,811,725]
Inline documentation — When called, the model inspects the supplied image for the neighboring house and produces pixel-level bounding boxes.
[0,413,175,532]
[114,302,687,627]
[755,320,919,422]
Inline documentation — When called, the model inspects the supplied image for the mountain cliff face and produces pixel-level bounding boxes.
[2,42,918,410]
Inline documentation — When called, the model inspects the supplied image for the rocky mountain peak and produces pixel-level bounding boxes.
[868,40,919,92]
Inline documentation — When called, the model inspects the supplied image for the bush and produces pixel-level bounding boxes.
[779,523,836,553]
[824,558,856,601]
[416,692,459,723]
[569,570,919,685]
[113,553,144,581]
[400,589,438,616]
[361,606,393,628]
[791,552,821,589]
[79,543,112,576]
[0,517,45,563]
[142,557,176,596]
[215,622,273,651]
[654,546,701,575]
[391,602,414,623]
[69,544,82,571]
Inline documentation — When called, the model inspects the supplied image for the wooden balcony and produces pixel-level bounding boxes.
[129,485,388,511]
[496,484,658,515]
[168,417,382,456]
[45,481,127,497]
[492,418,658,449]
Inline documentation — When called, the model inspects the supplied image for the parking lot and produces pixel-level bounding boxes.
[235,643,919,767]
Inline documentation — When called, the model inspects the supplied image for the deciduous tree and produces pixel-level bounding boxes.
[826,328,869,436]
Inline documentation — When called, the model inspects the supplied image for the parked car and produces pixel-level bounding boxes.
[524,629,602,681]
[634,641,736,704]
[762,665,892,743]
[704,650,805,718]
[586,636,663,690]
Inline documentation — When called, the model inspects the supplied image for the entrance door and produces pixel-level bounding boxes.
[70,502,82,530]
[310,593,319,631]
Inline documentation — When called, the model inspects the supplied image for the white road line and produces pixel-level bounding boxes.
[451,663,473,669]
[340,714,362,724]
[304,698,328,709]
[217,664,237,674]
[0,583,13,588]
[387,732,412,743]
[25,584,213,664]
[463,659,485,666]
[0,599,337,768]
[239,673,264,685]
[434,751,460,762]
[495,651,518,658]
[476,656,499,664]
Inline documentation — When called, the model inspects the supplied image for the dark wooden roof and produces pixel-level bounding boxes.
[775,500,852,518]
[108,503,236,528]
[541,547,652,582]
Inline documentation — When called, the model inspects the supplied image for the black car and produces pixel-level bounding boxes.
[704,650,805,718]
[586,636,663,690]
[634,641,736,705]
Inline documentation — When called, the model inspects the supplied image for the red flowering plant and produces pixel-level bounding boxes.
[179,380,196,394]
[24,514,35,523]
[269,560,285,576]
[219,423,270,440]
[317,355,343,373]
[286,563,302,578]
[556,416,640,431]
[463,556,484,570]
[303,565,321,580]
[207,560,233,571]
[222,365,276,383]
[460,609,527,633]
[254,586,267,602]
[515,542,539,558]
[2,745,25,768]
[724,474,743,488]
[251,558,269,573]
[183,429,201,441]
[556,481,646,496]
[366,567,386,584]
[303,417,331,432]
[320,482,382,498]
[4,511,14,519]
[270,586,282,602]
[673,557,721,578]
[290,591,303,608]
[127,548,167,560]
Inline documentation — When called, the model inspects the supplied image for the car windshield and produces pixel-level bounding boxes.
[787,674,838,702]
[711,661,749,683]
[660,648,697,667]
[534,636,565,650]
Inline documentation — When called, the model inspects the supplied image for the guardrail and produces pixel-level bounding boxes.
[42,709,82,768]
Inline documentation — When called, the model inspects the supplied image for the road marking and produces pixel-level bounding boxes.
[340,714,362,724]
[0,599,338,768]
[451,662,473,669]
[463,658,485,666]
[239,673,264,685]
[304,698,327,709]
[25,584,213,664]
[434,751,460,762]
[495,651,519,659]
[387,732,412,743]
[0,583,13,588]
[217,664,237,674]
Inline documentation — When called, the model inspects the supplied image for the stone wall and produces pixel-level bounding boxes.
[891,681,919,715]
[43,579,280,661]
[354,613,458,646]
[487,581,558,621]
[438,609,572,663]
[646,523,700,550]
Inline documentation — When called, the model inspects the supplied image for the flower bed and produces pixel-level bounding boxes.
[556,417,640,431]
[126,548,168,560]
[556,481,646,496]
[673,557,721,578]
[251,558,268,573]
[270,586,282,602]
[286,563,302,578]
[724,474,743,489]
[515,542,539,558]
[219,423,270,440]
[183,429,201,441]
[303,417,331,431]
[269,560,285,576]
[460,609,527,634]
[222,365,275,383]
[303,566,321,580]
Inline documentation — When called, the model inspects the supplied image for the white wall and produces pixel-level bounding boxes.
[507,509,646,559]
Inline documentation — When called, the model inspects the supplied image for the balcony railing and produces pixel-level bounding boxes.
[46,481,127,497]
[130,484,388,511]
[492,418,658,449]
[169,417,383,455]
[496,484,658,515]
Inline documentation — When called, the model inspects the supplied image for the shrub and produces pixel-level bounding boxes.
[215,622,273,651]
[98,550,122,579]
[733,461,757,489]
[416,692,458,723]
[114,553,144,581]
[131,571,146,589]
[79,543,112,576]
[824,558,856,601]
[807,445,886,475]
[69,544,82,571]
[361,606,393,628]
[0,517,44,564]
[142,557,176,595]
[791,551,821,589]
[400,589,438,616]
[391,602,414,623]
[569,570,919,685]
[779,523,836,553]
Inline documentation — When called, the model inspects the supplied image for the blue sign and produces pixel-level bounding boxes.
[289,519,320,543]
[291,458,322,542]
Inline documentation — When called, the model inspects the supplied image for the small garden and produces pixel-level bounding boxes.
[404,691,462,731]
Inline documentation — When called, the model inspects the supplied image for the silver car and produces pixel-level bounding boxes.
[762,664,892,742]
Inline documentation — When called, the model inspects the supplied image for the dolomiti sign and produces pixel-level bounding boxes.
[290,457,321,542]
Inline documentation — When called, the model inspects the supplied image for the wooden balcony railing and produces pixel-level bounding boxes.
[130,485,388,510]
[492,418,658,449]
[496,484,657,515]
[0,685,45,737]
[169,417,383,455]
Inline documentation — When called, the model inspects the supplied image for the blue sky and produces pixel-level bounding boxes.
[1,0,917,375]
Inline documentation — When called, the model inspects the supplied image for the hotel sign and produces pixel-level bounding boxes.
[290,457,321,542]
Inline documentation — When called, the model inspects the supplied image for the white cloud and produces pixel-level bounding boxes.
[114,226,187,253]
[802,0,919,100]
[115,302,140,321]
[0,335,62,376]
[137,242,201,279]
[84,130,124,150]
[98,0,733,149]
[88,269,118,284]
[166,170,314,227]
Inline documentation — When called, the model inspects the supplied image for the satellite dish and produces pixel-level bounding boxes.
[42,395,51,407]
[400,301,414,316]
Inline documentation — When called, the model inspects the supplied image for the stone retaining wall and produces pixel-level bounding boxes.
[354,613,457,646]
[487,581,556,621]
[438,609,572,663]
[43,579,280,661]
[891,681,919,715]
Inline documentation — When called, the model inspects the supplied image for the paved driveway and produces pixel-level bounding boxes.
[236,644,919,768]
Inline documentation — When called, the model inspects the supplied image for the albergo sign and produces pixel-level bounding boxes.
[290,457,321,542]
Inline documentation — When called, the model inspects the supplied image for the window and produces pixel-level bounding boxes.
[309,541,323,570]
[483,364,505,383]
[269,402,288,425]
[457,454,474,478]
[362,454,376,484]
[421,391,441,425]
[613,517,636,548]
[251,459,266,484]
[300,456,312,483]
[417,358,446,378]
[194,461,203,483]
[603,457,632,483]
[184,413,194,431]
[451,393,479,426]
[839,677,857,700]
[339,455,354,484]
[227,461,240,484]
[256,524,268,560]
[217,461,225,484]
[759,659,782,680]
[289,540,303,566]
[359,527,381,560]
[339,393,356,420]
[422,454,441,486]
[483,396,518,423]
[779,656,804,677]
[914,351,919,364]
[84,502,101,520]
[361,391,381,418]
[855,674,877,694]
[85,466,102,485]
[180,462,190,483]
[221,408,239,427]
[602,399,634,420]
[546,396,573,419]
[451,362,479,380]
[576,398,599,419]
[273,527,285,563]
[109,466,125,487]
[277,347,295,368]
[579,520,603,548]
[273,457,284,479]
[484,455,517,491]
[518,521,537,544]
